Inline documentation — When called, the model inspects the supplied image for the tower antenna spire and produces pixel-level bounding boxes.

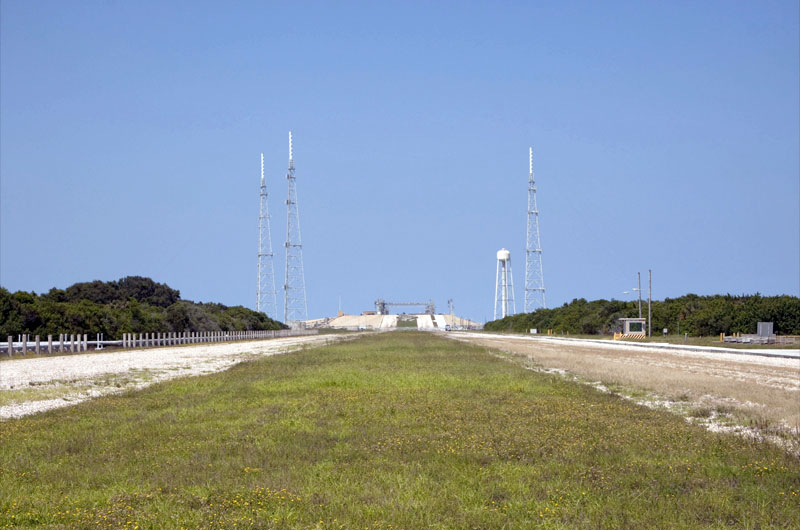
[283,131,308,325]
[257,153,278,318]
[529,146,533,176]
[525,146,546,312]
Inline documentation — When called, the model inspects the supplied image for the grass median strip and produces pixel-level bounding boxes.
[1,332,798,528]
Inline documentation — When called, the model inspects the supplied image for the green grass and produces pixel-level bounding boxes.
[1,332,798,529]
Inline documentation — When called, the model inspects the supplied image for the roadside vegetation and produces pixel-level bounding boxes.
[453,334,800,455]
[485,293,800,336]
[0,276,285,339]
[1,332,798,528]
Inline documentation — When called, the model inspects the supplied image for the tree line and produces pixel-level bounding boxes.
[0,276,285,339]
[485,293,800,336]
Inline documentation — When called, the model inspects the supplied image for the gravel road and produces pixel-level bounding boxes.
[0,334,343,419]
[447,331,800,453]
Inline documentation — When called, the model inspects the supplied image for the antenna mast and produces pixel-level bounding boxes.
[257,153,278,318]
[525,147,546,312]
[283,131,308,324]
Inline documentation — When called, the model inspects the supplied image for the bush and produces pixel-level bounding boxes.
[0,278,286,338]
[485,294,800,336]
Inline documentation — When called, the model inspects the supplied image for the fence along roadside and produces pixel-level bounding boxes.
[3,329,317,357]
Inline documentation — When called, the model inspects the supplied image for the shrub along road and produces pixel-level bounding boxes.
[0,332,798,528]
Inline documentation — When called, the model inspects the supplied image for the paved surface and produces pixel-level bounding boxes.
[466,332,800,360]
[449,331,799,372]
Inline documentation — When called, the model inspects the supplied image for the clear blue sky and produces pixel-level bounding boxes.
[1,1,798,323]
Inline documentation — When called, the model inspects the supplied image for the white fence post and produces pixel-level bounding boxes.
[47,334,53,354]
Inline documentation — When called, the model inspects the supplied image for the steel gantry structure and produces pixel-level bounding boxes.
[374,299,436,315]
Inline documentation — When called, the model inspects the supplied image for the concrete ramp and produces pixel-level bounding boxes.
[434,315,448,329]
[438,314,483,330]
[380,315,399,329]
[326,314,386,329]
[416,315,435,330]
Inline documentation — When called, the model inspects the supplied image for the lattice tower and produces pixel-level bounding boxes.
[283,131,308,324]
[256,153,278,318]
[525,147,546,312]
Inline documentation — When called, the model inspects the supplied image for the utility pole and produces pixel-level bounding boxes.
[648,269,652,337]
[637,271,642,318]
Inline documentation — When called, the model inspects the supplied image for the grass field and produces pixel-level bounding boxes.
[454,333,800,450]
[1,332,798,529]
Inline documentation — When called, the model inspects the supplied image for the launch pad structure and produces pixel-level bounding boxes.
[374,299,436,315]
[258,137,544,327]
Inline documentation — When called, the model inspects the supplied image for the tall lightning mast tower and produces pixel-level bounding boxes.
[525,147,546,312]
[283,131,308,324]
[257,153,278,318]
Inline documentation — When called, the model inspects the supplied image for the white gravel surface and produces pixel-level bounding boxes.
[461,332,800,367]
[0,335,342,420]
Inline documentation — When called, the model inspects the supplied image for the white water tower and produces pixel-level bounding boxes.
[494,248,516,320]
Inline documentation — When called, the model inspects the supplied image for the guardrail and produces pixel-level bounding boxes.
[2,329,318,357]
[721,333,798,345]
